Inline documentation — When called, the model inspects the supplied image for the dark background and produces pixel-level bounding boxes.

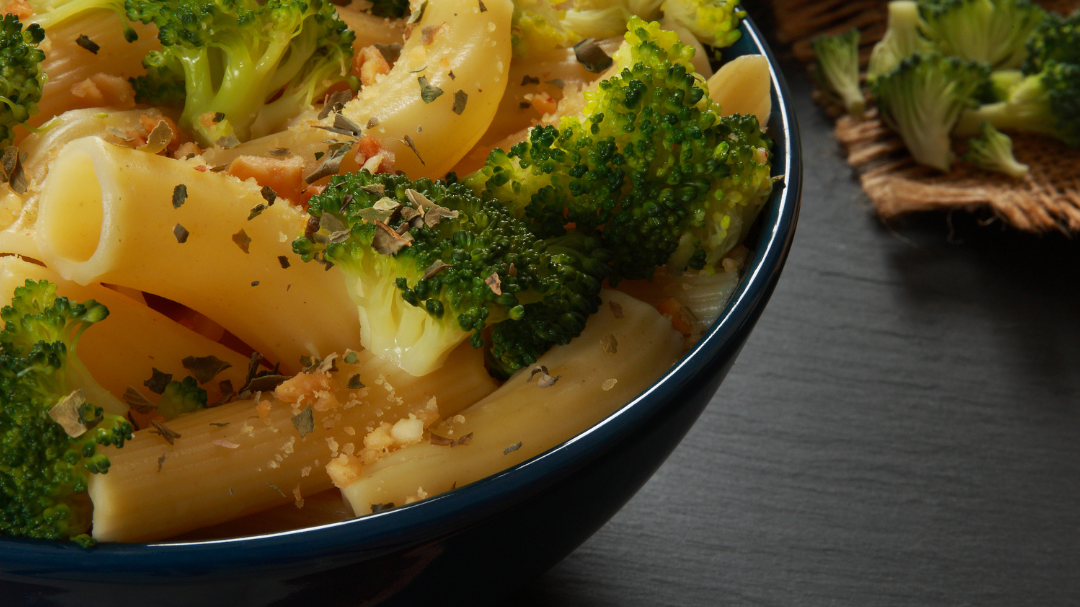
[500,8,1080,605]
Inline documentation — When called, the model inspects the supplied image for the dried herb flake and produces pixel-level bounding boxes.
[372,220,414,256]
[172,184,187,209]
[123,386,157,414]
[150,420,181,444]
[182,355,232,384]
[212,439,240,449]
[268,148,291,156]
[344,351,358,364]
[374,42,402,64]
[259,185,277,205]
[347,374,364,389]
[173,223,189,243]
[452,90,468,115]
[278,255,291,269]
[138,120,174,154]
[75,34,99,54]
[370,502,395,514]
[248,204,267,220]
[485,272,501,295]
[49,390,88,438]
[504,441,522,455]
[291,406,315,438]
[157,453,166,472]
[144,368,172,394]
[417,76,443,103]
[402,135,425,165]
[521,75,540,86]
[608,300,623,319]
[232,229,252,253]
[573,38,613,73]
[305,142,352,184]
[423,259,450,279]
[600,334,618,354]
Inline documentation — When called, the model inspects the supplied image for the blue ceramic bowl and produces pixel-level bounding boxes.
[0,16,801,607]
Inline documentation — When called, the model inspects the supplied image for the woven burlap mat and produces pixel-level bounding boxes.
[769,0,1080,232]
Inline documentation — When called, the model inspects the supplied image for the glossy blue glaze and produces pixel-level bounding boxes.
[0,15,801,607]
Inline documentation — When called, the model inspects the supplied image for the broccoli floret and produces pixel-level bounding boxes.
[292,171,608,377]
[1022,10,1079,74]
[917,0,1045,70]
[660,0,744,49]
[963,121,1028,178]
[127,0,357,146]
[156,376,207,420]
[0,14,45,147]
[465,17,773,282]
[0,280,132,545]
[511,0,581,57]
[868,1,934,84]
[810,29,865,118]
[954,60,1080,147]
[27,0,140,43]
[871,53,989,171]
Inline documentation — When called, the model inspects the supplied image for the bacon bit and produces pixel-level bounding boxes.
[4,0,33,19]
[352,46,391,88]
[292,484,304,509]
[528,91,558,116]
[420,23,444,46]
[227,155,306,204]
[198,111,219,129]
[657,297,693,337]
[298,184,323,209]
[70,74,135,109]
[353,135,395,174]
[194,165,208,172]
[173,141,201,159]
[256,400,271,418]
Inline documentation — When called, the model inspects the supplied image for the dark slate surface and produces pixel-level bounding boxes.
[499,32,1080,607]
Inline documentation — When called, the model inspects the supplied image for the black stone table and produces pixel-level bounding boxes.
[499,34,1080,607]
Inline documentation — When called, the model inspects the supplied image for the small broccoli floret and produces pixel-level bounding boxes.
[810,29,866,118]
[963,121,1028,178]
[127,0,357,145]
[954,60,1080,147]
[660,0,744,48]
[466,17,773,282]
[156,376,207,420]
[27,0,140,43]
[292,171,608,377]
[0,280,132,545]
[0,14,45,146]
[867,1,933,84]
[1021,10,1079,74]
[511,0,581,57]
[872,53,989,171]
[917,0,1045,70]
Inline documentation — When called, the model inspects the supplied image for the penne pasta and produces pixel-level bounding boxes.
[0,256,250,411]
[336,290,683,516]
[201,0,514,180]
[89,342,498,542]
[33,136,362,371]
[708,54,772,127]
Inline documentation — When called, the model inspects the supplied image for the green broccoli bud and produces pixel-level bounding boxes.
[0,14,45,146]
[1021,10,1080,75]
[954,59,1080,148]
[466,17,773,282]
[127,0,358,145]
[365,0,409,18]
[988,68,1024,101]
[660,0,744,49]
[293,170,608,377]
[0,280,132,544]
[156,376,207,420]
[917,0,1045,70]
[867,1,934,84]
[871,52,989,171]
[810,29,865,118]
[963,121,1028,178]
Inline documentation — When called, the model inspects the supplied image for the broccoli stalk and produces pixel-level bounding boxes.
[0,280,132,545]
[293,171,608,378]
[963,121,1028,178]
[26,0,140,42]
[465,17,773,282]
[810,29,866,118]
[953,60,1080,148]
[127,0,358,146]
[871,53,989,171]
[0,14,46,147]
[867,1,933,84]
[917,0,1045,70]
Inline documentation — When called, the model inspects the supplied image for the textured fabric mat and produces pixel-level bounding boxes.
[769,0,1080,231]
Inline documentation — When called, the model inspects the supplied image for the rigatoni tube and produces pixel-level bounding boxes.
[0,256,250,406]
[336,290,683,515]
[33,136,361,372]
[88,343,498,542]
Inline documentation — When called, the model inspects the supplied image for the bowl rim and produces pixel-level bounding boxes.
[0,14,802,572]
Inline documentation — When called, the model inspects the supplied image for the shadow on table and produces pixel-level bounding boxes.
[883,210,1080,400]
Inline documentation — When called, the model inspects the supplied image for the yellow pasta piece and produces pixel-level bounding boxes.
[174,489,352,540]
[25,11,159,131]
[0,256,250,413]
[338,289,683,516]
[708,55,772,127]
[89,343,498,542]
[0,109,148,259]
[33,136,361,371]
[202,0,514,180]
